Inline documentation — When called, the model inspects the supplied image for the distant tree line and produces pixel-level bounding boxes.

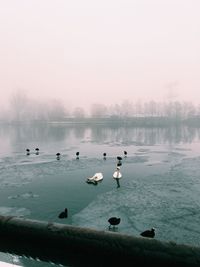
[1,91,200,124]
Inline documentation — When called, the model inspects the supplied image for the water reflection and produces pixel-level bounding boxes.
[113,167,122,188]
[0,124,199,154]
[115,178,120,188]
[56,152,61,160]
[73,125,87,139]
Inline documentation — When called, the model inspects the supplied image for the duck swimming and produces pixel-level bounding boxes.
[58,208,68,219]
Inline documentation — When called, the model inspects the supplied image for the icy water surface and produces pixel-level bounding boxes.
[0,124,200,266]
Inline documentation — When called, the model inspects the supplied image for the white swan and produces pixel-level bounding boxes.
[113,167,122,179]
[86,172,103,184]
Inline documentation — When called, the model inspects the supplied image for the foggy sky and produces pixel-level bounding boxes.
[0,0,199,111]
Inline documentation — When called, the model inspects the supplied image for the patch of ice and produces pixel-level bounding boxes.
[137,148,150,153]
[0,207,30,217]
[168,151,186,157]
[146,161,161,166]
[21,192,39,199]
[0,261,22,267]
[8,192,39,200]
[72,156,200,246]
[122,156,149,164]
[174,147,191,151]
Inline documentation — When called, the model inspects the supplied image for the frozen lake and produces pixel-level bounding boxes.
[0,123,200,266]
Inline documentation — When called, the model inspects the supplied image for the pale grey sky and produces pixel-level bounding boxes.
[0,0,199,110]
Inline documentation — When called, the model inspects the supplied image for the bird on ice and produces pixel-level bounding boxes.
[140,228,155,238]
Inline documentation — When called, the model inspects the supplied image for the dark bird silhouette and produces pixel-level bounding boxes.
[35,148,39,155]
[140,228,155,238]
[117,156,122,161]
[26,149,30,155]
[103,153,106,159]
[117,162,122,167]
[58,208,68,219]
[108,217,121,229]
[124,151,127,157]
[76,152,79,159]
[56,153,61,160]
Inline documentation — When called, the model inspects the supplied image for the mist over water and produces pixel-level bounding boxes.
[1,90,200,122]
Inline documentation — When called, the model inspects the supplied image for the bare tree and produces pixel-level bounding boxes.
[144,101,158,117]
[73,107,85,118]
[90,103,108,118]
[108,104,122,117]
[120,100,134,117]
[182,102,196,119]
[10,90,28,121]
[47,99,67,121]
[134,100,144,117]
